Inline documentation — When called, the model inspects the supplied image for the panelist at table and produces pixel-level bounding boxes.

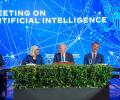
[0,54,6,99]
[53,43,74,64]
[84,42,104,64]
[0,54,5,67]
[22,45,44,65]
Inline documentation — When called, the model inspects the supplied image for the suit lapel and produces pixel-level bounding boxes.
[65,53,67,61]
[95,53,99,64]
[89,53,92,59]
[58,53,61,62]
[29,56,33,63]
[36,56,39,64]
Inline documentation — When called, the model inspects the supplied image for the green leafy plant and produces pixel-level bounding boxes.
[11,64,112,89]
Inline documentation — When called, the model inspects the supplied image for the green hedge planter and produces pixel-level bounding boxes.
[11,64,112,100]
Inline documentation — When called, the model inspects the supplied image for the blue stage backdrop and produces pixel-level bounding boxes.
[0,0,120,66]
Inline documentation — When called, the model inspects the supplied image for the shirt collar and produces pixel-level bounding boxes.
[91,52,97,58]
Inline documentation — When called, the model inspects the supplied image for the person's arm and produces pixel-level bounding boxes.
[22,58,27,65]
[22,55,29,65]
[84,55,88,64]
[0,54,5,66]
[40,55,44,65]
[70,54,74,63]
[101,55,104,64]
[53,54,57,63]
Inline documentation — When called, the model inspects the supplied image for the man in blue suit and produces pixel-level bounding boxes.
[84,42,104,64]
[53,43,74,63]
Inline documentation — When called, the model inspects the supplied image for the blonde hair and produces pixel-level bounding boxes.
[29,45,39,56]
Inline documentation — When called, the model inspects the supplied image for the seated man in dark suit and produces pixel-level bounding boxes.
[0,54,5,66]
[22,45,44,65]
[53,43,74,63]
[84,42,104,64]
[0,54,6,99]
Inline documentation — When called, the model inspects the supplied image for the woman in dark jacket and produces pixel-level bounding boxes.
[22,45,44,65]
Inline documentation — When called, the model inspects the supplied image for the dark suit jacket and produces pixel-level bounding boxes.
[0,54,5,97]
[53,52,74,63]
[0,54,5,66]
[84,53,104,64]
[22,55,44,65]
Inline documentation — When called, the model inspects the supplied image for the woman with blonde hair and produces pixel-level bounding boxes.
[22,45,44,65]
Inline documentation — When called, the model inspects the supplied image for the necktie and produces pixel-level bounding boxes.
[61,54,64,62]
[92,53,96,64]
